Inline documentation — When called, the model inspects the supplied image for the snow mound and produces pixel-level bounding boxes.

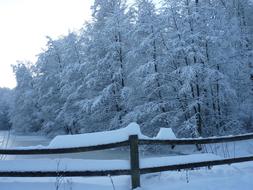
[49,122,148,148]
[155,128,176,140]
[15,123,177,150]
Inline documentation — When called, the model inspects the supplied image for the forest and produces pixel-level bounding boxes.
[0,0,252,138]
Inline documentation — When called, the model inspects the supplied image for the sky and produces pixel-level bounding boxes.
[0,0,93,88]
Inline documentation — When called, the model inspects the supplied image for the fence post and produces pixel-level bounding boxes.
[129,135,140,189]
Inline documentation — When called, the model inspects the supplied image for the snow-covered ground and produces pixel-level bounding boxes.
[140,161,253,190]
[0,161,252,190]
[0,154,221,172]
[0,123,253,189]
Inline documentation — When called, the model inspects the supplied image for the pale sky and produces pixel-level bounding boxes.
[0,0,93,88]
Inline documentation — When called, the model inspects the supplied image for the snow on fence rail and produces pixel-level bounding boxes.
[1,122,253,154]
[0,123,253,189]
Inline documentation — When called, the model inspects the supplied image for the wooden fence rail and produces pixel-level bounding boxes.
[139,132,253,145]
[1,133,253,155]
[0,140,129,155]
[140,155,253,174]
[1,133,253,189]
[1,155,253,176]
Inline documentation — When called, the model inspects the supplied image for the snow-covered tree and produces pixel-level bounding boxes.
[10,0,252,138]
[0,88,12,130]
[10,62,41,133]
[81,0,132,131]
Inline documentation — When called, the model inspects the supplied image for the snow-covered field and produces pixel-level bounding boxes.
[0,161,252,190]
[0,123,253,190]
[0,154,221,172]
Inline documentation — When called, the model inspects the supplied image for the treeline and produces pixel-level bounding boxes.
[0,88,12,130]
[7,0,253,137]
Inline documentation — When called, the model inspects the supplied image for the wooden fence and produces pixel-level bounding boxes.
[1,133,253,189]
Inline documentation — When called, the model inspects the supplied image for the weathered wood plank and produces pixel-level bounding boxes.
[0,140,129,155]
[139,133,253,145]
[140,155,253,174]
[129,135,140,189]
[0,169,130,177]
[1,133,253,155]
